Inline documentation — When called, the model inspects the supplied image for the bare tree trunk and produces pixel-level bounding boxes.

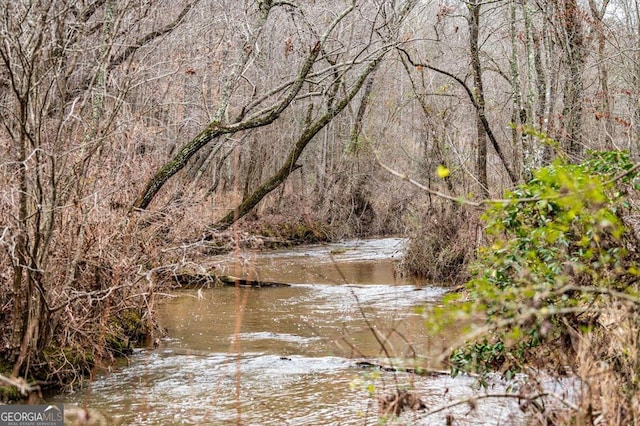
[588,0,614,150]
[532,31,547,132]
[4,6,50,372]
[348,72,376,154]
[469,0,490,197]
[541,3,559,163]
[509,2,529,180]
[635,0,640,150]
[510,0,524,181]
[10,116,32,369]
[522,0,546,177]
[559,0,586,160]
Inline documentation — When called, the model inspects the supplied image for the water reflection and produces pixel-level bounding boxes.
[214,238,415,286]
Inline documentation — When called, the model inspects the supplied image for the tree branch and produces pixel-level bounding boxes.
[108,0,200,71]
[132,40,322,210]
[133,0,359,210]
[214,49,386,229]
[396,46,517,184]
[375,152,640,207]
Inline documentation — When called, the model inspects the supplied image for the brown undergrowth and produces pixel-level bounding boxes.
[508,304,640,425]
[401,204,480,285]
[0,206,169,400]
[527,306,640,425]
[0,179,410,402]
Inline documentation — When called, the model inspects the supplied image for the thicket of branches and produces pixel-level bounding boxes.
[0,0,423,397]
[0,0,206,396]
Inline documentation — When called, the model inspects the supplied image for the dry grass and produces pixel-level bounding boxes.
[534,306,640,425]
[401,204,480,285]
[0,144,191,396]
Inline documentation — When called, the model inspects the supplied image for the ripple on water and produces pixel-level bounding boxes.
[288,283,447,319]
[228,237,408,262]
[57,350,568,425]
[63,352,367,425]
[235,331,322,345]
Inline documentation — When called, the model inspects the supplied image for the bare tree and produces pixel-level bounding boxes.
[133,0,420,225]
[556,0,587,160]
[588,0,614,149]
[0,0,195,383]
[468,0,491,197]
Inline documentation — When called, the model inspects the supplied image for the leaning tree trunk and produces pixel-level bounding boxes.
[215,55,385,230]
[132,1,359,210]
[469,0,490,197]
[132,41,320,210]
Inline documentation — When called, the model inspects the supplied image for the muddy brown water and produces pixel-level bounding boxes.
[50,238,561,425]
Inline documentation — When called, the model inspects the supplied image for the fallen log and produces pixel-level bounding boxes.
[217,275,290,288]
[355,361,450,377]
[168,272,290,288]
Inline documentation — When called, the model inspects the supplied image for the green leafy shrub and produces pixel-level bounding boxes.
[433,151,640,389]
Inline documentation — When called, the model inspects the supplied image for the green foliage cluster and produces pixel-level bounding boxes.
[433,151,640,383]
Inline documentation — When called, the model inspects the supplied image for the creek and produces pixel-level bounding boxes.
[51,238,537,425]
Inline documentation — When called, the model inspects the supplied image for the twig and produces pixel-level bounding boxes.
[374,151,541,206]
[604,162,640,186]
[560,284,640,305]
[328,252,401,387]
[0,373,40,396]
[375,151,640,208]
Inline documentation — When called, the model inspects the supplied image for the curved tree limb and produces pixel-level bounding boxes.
[132,40,322,210]
[211,2,422,230]
[108,0,200,71]
[375,152,640,207]
[67,1,200,102]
